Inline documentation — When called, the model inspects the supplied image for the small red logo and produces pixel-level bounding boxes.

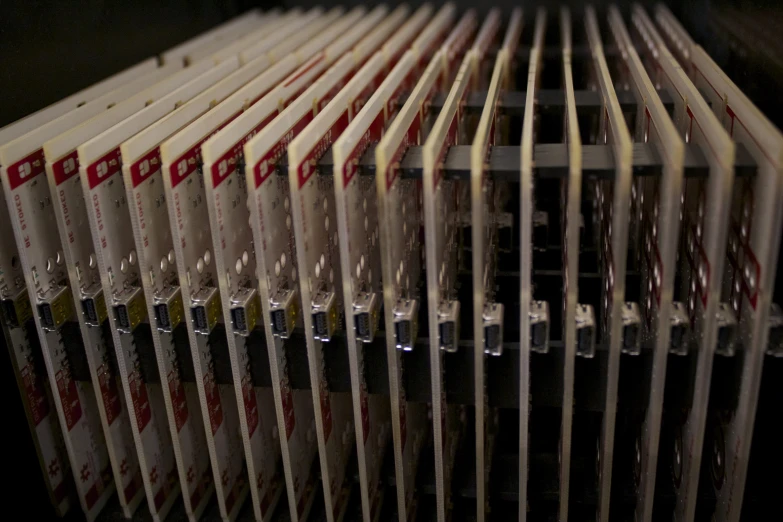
[48,459,60,477]
[80,463,91,482]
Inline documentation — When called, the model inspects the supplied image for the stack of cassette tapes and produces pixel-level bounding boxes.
[1,4,781,521]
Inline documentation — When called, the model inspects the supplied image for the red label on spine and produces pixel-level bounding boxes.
[252,112,314,189]
[317,70,354,112]
[128,369,151,432]
[51,150,80,186]
[433,115,458,188]
[168,109,243,189]
[83,463,111,509]
[21,361,50,425]
[342,110,385,188]
[352,68,387,118]
[281,379,295,439]
[153,482,167,509]
[86,147,122,189]
[55,367,82,430]
[296,109,349,189]
[386,119,419,191]
[130,147,161,188]
[169,146,202,189]
[284,54,325,88]
[209,110,278,188]
[84,478,101,509]
[224,469,245,514]
[97,364,122,425]
[6,148,46,190]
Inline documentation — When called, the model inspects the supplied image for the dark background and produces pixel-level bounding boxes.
[2,1,783,129]
[1,0,781,519]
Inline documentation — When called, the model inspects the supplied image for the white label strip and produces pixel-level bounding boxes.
[502,8,524,60]
[408,3,456,73]
[43,59,218,164]
[184,10,280,66]
[380,3,434,66]
[204,8,308,65]
[0,61,182,171]
[322,5,390,67]
[557,8,579,522]
[439,11,478,84]
[351,4,410,66]
[260,7,366,67]
[471,8,502,61]
[186,10,284,64]
[470,48,508,522]
[242,8,346,65]
[654,5,696,76]
[161,8,263,65]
